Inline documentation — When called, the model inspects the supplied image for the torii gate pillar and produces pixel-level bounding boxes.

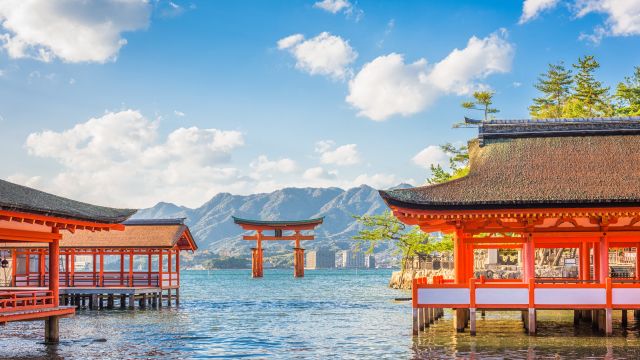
[293,232,305,277]
[251,231,264,278]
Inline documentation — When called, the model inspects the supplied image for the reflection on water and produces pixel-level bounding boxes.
[0,269,639,359]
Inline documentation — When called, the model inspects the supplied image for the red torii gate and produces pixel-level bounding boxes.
[233,217,323,278]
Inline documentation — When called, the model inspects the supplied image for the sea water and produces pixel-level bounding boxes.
[1,269,640,359]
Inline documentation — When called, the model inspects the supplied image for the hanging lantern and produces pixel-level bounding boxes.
[1,259,8,269]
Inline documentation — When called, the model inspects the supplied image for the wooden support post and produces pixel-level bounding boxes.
[90,294,98,310]
[252,231,264,278]
[528,308,536,335]
[49,230,60,307]
[622,310,628,328]
[99,295,104,309]
[599,234,609,283]
[293,246,305,278]
[140,294,147,309]
[574,310,581,326]
[107,295,114,309]
[454,228,464,284]
[152,293,158,309]
[175,288,180,306]
[120,294,126,309]
[470,308,477,336]
[44,316,60,344]
[581,241,589,280]
[129,251,134,287]
[605,277,613,335]
[412,308,419,336]
[81,296,86,308]
[636,243,640,280]
[128,295,135,309]
[455,309,466,332]
[417,308,424,331]
[167,289,172,307]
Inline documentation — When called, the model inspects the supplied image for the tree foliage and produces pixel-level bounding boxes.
[566,55,612,117]
[615,66,640,116]
[427,143,469,185]
[461,91,499,120]
[353,211,453,271]
[529,62,573,118]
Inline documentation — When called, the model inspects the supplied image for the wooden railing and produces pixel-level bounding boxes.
[14,271,179,288]
[413,276,640,310]
[0,290,54,313]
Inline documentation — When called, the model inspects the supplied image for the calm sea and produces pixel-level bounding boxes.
[1,269,640,359]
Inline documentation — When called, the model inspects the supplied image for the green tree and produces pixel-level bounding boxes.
[462,91,499,120]
[565,55,612,117]
[615,66,640,116]
[529,62,573,118]
[353,211,453,273]
[427,143,469,184]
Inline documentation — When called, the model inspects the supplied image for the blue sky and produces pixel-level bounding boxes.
[1,0,639,208]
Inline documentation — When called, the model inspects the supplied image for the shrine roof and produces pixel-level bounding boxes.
[380,117,640,211]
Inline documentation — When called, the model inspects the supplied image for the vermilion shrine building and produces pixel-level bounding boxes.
[2,218,197,309]
[0,179,135,343]
[233,217,323,278]
[380,117,640,336]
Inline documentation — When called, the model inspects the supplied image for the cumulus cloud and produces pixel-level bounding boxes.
[0,0,150,63]
[519,0,560,24]
[22,110,245,207]
[347,30,514,121]
[250,155,296,174]
[575,0,640,43]
[314,0,352,14]
[315,140,361,165]
[412,145,450,170]
[277,32,358,80]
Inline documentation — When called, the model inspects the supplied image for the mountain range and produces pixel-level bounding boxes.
[132,184,412,259]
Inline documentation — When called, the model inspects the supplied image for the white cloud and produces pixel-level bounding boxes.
[347,30,514,121]
[351,173,398,189]
[22,110,245,207]
[315,141,361,165]
[250,155,296,174]
[174,110,185,117]
[575,0,640,43]
[314,0,352,14]
[519,0,560,24]
[412,145,450,170]
[0,0,150,63]
[278,32,358,80]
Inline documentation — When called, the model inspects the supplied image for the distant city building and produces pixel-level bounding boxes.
[342,250,365,268]
[306,248,336,269]
[365,254,376,269]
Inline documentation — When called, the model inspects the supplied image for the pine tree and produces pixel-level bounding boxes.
[615,66,640,116]
[461,91,499,120]
[565,55,612,117]
[529,62,573,119]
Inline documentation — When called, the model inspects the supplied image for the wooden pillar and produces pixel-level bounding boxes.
[70,249,75,287]
[120,294,126,309]
[107,294,114,309]
[158,251,163,288]
[417,307,424,331]
[44,316,60,344]
[528,308,536,335]
[90,294,98,310]
[99,249,104,287]
[176,250,180,288]
[594,244,601,281]
[454,228,464,284]
[168,250,172,287]
[412,308,419,336]
[120,252,124,286]
[92,252,97,287]
[469,278,476,335]
[128,294,135,309]
[38,249,45,287]
[580,241,587,280]
[167,289,172,306]
[599,234,609,284]
[469,308,477,336]
[293,247,304,278]
[49,229,60,307]
[252,231,264,278]
[10,250,16,287]
[636,243,640,280]
[455,309,466,332]
[622,309,628,327]
[605,277,613,335]
[574,310,581,326]
[129,250,134,287]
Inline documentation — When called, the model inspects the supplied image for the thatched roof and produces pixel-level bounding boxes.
[0,219,198,250]
[381,117,640,210]
[0,179,136,223]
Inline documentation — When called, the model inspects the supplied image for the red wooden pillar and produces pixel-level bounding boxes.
[158,251,164,288]
[49,228,60,307]
[176,250,180,287]
[120,252,124,286]
[168,250,173,286]
[454,228,464,284]
[580,241,589,280]
[149,252,153,286]
[594,243,601,281]
[70,249,75,287]
[25,252,30,286]
[252,231,264,278]
[636,243,640,280]
[99,249,104,287]
[39,249,45,287]
[293,231,304,278]
[129,250,134,287]
[92,252,97,286]
[599,235,609,284]
[11,249,16,286]
[523,233,535,283]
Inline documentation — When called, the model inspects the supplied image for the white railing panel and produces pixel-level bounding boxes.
[476,288,529,305]
[613,288,640,305]
[417,288,469,305]
[535,288,605,305]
